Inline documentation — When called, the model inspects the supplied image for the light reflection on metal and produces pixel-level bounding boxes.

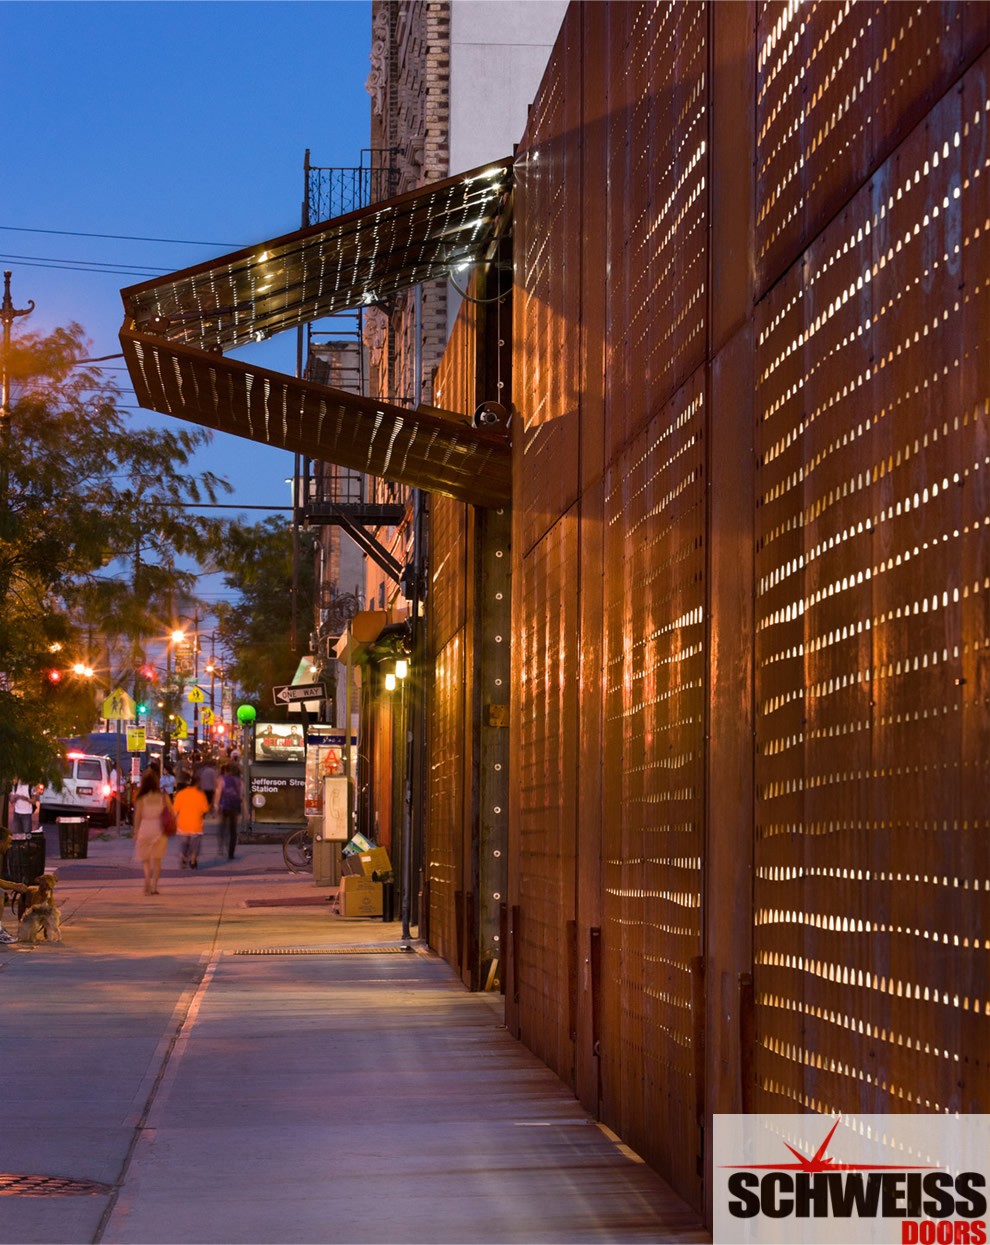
[118,161,514,507]
[120,159,513,353]
[118,329,511,507]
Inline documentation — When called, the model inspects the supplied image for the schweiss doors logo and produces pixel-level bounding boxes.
[714,1115,990,1245]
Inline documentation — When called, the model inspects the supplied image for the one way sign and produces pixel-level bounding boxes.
[273,683,326,705]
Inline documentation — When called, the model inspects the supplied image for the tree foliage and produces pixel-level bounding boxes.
[213,518,317,720]
[0,320,233,788]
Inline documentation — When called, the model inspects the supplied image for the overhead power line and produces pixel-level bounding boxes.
[0,250,169,274]
[0,224,244,248]
[0,256,165,278]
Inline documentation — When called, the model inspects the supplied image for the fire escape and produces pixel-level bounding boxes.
[297,151,407,675]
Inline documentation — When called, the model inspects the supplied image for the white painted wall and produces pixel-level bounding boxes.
[449,0,568,171]
[447,0,569,333]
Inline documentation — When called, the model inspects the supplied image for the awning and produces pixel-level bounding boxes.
[119,159,514,507]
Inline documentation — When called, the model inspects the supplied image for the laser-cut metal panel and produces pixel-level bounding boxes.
[605,1,708,463]
[754,51,990,1115]
[514,22,582,557]
[120,160,513,351]
[428,316,476,966]
[602,370,707,1202]
[120,330,511,508]
[516,509,579,1080]
[428,632,465,968]
[431,303,473,651]
[430,494,468,656]
[755,1,987,294]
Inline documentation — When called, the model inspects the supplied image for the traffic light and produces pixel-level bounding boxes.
[46,667,62,684]
[136,701,148,717]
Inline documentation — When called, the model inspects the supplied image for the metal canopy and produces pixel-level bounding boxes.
[120,158,513,351]
[118,158,514,508]
[119,329,512,507]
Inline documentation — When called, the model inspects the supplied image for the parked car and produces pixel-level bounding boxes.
[37,752,116,827]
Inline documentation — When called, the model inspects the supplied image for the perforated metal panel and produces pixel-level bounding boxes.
[507,0,990,1216]
[755,1,988,292]
[514,18,582,556]
[428,631,465,967]
[604,1,708,461]
[753,44,990,1115]
[602,371,707,1194]
[427,316,476,969]
[516,508,579,1077]
[429,493,468,654]
[513,0,708,1206]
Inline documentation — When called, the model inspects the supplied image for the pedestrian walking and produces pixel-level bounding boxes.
[10,781,36,837]
[195,756,217,810]
[132,768,173,896]
[173,778,210,870]
[160,763,177,796]
[216,764,242,860]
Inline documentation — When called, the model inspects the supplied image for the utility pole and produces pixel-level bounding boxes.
[192,608,200,752]
[0,271,34,511]
[1,271,34,418]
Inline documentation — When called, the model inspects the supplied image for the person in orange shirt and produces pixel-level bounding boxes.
[173,778,211,870]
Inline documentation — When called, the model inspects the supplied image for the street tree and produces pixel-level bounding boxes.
[0,319,232,793]
[212,517,317,720]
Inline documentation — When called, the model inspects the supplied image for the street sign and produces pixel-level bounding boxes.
[102,688,136,720]
[200,706,215,725]
[186,685,205,703]
[126,728,146,752]
[273,683,326,705]
[172,718,188,740]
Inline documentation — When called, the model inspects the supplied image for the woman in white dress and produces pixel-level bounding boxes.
[133,767,172,895]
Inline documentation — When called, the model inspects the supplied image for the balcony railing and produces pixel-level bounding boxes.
[305,150,401,224]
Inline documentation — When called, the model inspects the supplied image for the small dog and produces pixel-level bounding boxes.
[17,873,61,943]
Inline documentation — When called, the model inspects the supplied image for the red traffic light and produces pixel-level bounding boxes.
[46,668,62,684]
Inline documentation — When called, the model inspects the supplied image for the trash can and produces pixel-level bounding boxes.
[57,816,89,859]
[3,832,46,884]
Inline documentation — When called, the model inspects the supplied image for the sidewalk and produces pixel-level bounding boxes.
[0,830,708,1245]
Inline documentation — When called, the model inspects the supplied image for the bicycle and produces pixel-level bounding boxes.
[282,827,314,873]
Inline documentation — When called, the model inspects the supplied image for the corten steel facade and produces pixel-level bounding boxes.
[430,270,512,985]
[498,0,990,1218]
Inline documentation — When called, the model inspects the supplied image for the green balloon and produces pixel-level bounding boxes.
[236,704,257,725]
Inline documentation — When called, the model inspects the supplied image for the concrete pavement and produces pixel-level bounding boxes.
[0,828,709,1245]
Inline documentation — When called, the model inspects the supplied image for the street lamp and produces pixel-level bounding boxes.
[170,611,202,752]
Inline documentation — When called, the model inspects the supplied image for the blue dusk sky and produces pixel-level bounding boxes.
[2,0,372,609]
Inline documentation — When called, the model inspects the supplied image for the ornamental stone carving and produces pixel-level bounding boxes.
[362,306,388,369]
[366,8,389,118]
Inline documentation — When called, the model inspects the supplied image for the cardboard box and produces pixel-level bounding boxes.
[359,847,392,879]
[338,874,383,917]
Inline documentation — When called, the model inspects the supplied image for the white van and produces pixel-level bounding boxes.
[38,752,116,827]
